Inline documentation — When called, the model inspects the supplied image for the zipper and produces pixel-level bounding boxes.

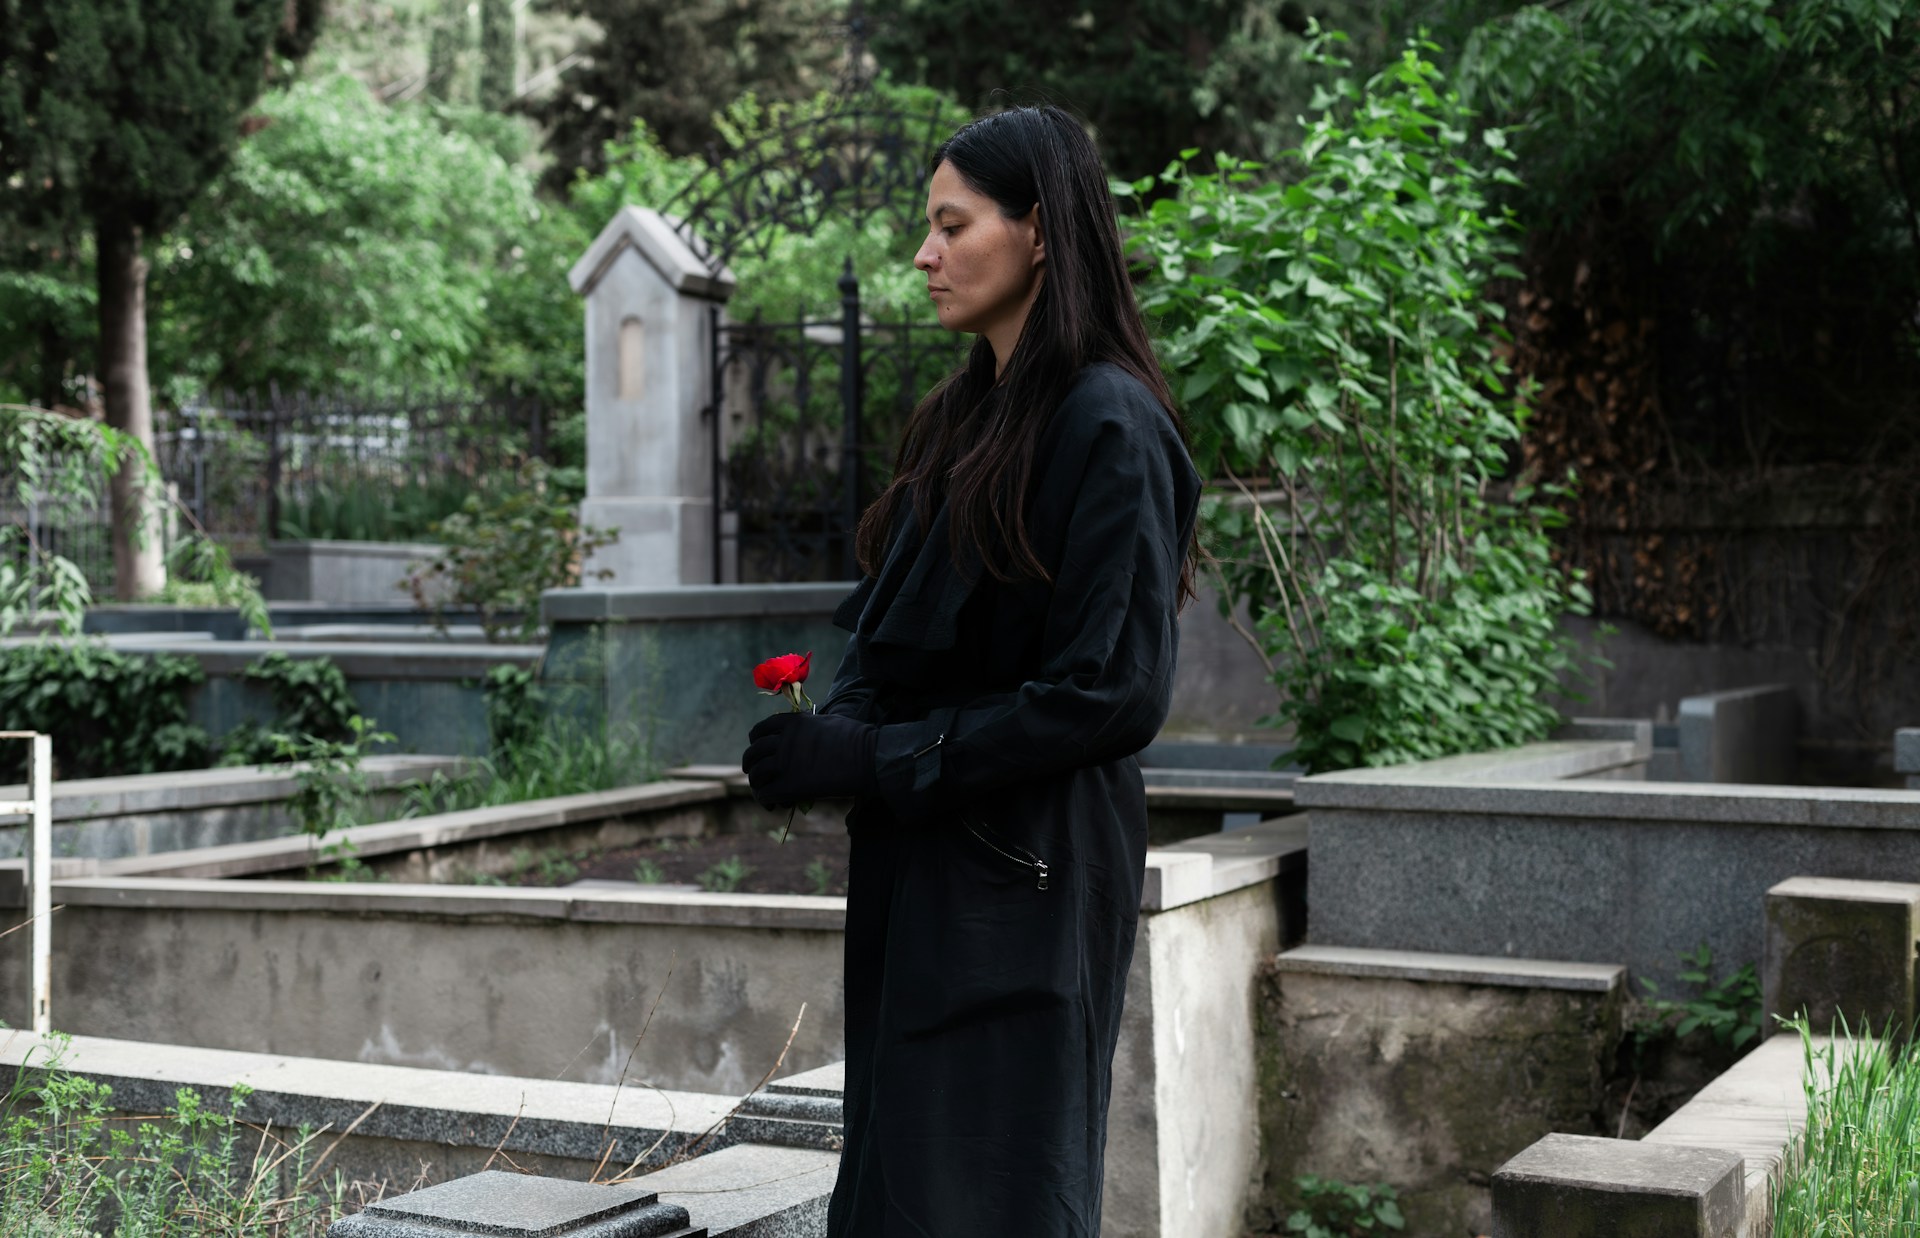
[912,733,945,759]
[960,815,1051,891]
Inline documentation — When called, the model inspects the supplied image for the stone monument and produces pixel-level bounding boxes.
[569,207,736,587]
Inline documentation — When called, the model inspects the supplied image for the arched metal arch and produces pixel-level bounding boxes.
[662,95,957,276]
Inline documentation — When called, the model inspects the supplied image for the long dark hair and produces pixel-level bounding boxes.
[854,104,1198,609]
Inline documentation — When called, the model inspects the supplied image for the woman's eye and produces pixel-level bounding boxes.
[941,226,958,237]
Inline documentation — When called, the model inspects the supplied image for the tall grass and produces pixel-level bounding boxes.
[1772,1019,1920,1236]
[401,720,655,817]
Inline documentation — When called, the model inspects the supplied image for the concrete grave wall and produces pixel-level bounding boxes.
[0,819,1306,1238]
[0,755,458,862]
[253,540,444,606]
[540,581,1306,768]
[1677,683,1800,784]
[7,633,539,758]
[1256,946,1626,1238]
[1299,741,1920,992]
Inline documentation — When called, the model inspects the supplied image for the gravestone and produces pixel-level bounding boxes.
[1764,875,1920,1036]
[1491,1133,1743,1238]
[326,1170,701,1237]
[569,207,737,587]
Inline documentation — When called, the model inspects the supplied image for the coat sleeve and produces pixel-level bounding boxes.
[869,408,1196,819]
[819,578,881,723]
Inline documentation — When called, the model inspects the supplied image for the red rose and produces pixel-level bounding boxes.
[753,652,811,695]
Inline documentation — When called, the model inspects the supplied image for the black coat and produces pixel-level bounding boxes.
[817,363,1201,1236]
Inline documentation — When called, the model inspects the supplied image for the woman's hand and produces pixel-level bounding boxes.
[742,712,881,808]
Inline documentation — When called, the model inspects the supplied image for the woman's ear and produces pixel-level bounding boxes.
[1029,203,1045,268]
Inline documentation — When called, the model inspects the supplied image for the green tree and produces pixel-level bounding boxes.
[150,74,584,409]
[527,0,844,182]
[866,0,1396,179]
[0,0,319,598]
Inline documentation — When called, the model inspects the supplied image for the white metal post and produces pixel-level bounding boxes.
[0,732,52,1035]
[27,733,49,1035]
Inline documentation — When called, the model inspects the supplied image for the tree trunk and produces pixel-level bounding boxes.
[479,0,514,111]
[97,215,167,600]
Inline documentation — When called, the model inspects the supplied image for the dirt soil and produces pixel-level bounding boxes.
[568,825,852,896]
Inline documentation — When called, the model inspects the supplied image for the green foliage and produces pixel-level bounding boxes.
[270,715,396,868]
[401,719,653,816]
[0,1035,348,1234]
[220,652,362,765]
[0,405,269,636]
[803,857,834,896]
[1124,38,1589,772]
[0,0,298,238]
[1637,943,1765,1054]
[527,0,843,179]
[404,461,617,642]
[0,642,212,781]
[1286,1174,1405,1237]
[1772,1017,1920,1236]
[1455,0,1920,260]
[571,79,972,323]
[482,663,546,772]
[633,857,665,884]
[696,855,753,893]
[151,73,585,409]
[276,477,478,543]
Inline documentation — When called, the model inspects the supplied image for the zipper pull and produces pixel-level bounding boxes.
[912,733,945,759]
[1034,861,1050,892]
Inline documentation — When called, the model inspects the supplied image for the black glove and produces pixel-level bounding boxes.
[742,711,881,808]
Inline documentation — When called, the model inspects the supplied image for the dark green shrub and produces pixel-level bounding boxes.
[0,641,211,780]
[1124,37,1591,772]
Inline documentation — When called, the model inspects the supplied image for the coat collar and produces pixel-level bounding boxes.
[833,497,979,652]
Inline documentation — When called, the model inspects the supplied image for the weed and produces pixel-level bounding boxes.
[633,859,665,884]
[696,856,752,893]
[1284,1174,1404,1236]
[804,858,834,896]
[0,1033,357,1233]
[1637,943,1764,1054]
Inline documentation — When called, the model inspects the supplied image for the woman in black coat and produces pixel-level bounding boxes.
[742,105,1201,1236]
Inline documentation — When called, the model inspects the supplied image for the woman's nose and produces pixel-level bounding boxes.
[914,238,938,273]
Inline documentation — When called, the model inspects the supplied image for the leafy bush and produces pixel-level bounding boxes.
[0,641,212,781]
[404,461,617,642]
[1124,36,1590,772]
[219,652,365,766]
[1285,1174,1404,1237]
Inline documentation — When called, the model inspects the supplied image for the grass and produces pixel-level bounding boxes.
[1772,1018,1920,1236]
[0,1035,368,1235]
[402,721,654,818]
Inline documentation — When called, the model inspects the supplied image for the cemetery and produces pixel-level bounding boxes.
[6,2,1920,1236]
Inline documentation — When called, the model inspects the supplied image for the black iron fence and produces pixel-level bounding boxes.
[714,265,966,583]
[2,389,548,595]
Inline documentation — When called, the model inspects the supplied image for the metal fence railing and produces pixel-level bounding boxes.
[1,389,550,596]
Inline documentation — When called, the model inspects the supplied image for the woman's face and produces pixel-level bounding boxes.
[914,160,1044,360]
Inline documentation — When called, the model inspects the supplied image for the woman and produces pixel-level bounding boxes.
[741,104,1201,1235]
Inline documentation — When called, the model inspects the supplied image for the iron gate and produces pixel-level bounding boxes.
[709,263,964,583]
